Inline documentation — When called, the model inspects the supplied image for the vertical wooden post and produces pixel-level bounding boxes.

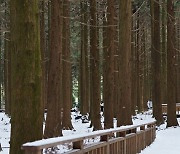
[119,131,126,154]
[100,134,109,142]
[131,128,137,133]
[100,134,109,154]
[131,128,137,153]
[73,140,83,149]
[147,124,153,144]
[153,123,156,141]
[118,131,126,137]
[140,125,145,149]
[140,125,145,131]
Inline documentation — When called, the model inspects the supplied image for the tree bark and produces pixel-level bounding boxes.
[161,0,167,105]
[89,0,102,130]
[131,6,136,115]
[175,4,180,103]
[150,0,163,125]
[80,0,89,115]
[10,0,43,153]
[167,0,178,127]
[104,0,115,129]
[62,0,73,130]
[44,0,63,138]
[40,0,47,114]
[4,1,11,114]
[113,1,119,118]
[0,23,2,110]
[136,12,142,112]
[117,0,132,126]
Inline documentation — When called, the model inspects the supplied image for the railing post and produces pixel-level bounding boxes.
[119,131,126,137]
[150,123,156,142]
[100,134,109,142]
[119,131,126,154]
[73,140,83,149]
[140,125,145,149]
[140,125,145,131]
[100,134,109,153]
[154,123,156,141]
[147,124,153,144]
[131,128,137,153]
[131,128,137,133]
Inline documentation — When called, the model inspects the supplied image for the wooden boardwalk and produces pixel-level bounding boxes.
[22,121,156,154]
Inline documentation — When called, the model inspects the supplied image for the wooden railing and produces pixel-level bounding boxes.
[162,103,180,115]
[22,121,156,154]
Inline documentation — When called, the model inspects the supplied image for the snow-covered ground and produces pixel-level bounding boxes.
[140,124,180,154]
[0,112,10,154]
[0,110,180,154]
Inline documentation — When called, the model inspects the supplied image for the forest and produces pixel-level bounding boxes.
[0,0,179,154]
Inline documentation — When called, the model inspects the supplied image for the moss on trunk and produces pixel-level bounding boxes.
[10,0,43,153]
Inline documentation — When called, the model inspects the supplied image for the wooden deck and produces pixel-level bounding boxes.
[22,121,156,154]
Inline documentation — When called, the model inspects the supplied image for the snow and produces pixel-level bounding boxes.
[0,112,10,154]
[140,124,180,154]
[0,110,180,154]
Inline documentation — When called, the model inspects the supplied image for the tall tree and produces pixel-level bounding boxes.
[175,2,180,103]
[80,0,90,115]
[4,1,11,115]
[9,0,43,153]
[167,0,178,127]
[141,21,147,111]
[44,0,63,138]
[150,0,163,125]
[131,3,137,115]
[89,0,102,130]
[136,11,142,112]
[104,0,115,129]
[117,0,132,126]
[143,24,149,111]
[62,0,73,129]
[113,0,119,118]
[0,22,2,109]
[40,0,47,113]
[161,0,167,106]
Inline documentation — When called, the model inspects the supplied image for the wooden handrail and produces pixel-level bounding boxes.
[22,121,156,154]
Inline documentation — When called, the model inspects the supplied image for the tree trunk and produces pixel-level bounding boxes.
[167,0,178,127]
[0,24,2,110]
[10,0,44,153]
[40,0,47,114]
[139,17,145,112]
[117,0,132,126]
[89,0,102,130]
[161,0,167,106]
[143,26,149,111]
[113,2,119,118]
[131,6,136,115]
[136,12,142,112]
[4,2,11,114]
[44,0,63,138]
[104,0,115,129]
[62,0,73,130]
[150,0,163,125]
[80,0,89,115]
[175,4,180,103]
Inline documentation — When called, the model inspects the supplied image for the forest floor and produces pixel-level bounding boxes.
[0,110,180,154]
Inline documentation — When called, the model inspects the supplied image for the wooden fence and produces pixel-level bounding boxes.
[22,121,156,154]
